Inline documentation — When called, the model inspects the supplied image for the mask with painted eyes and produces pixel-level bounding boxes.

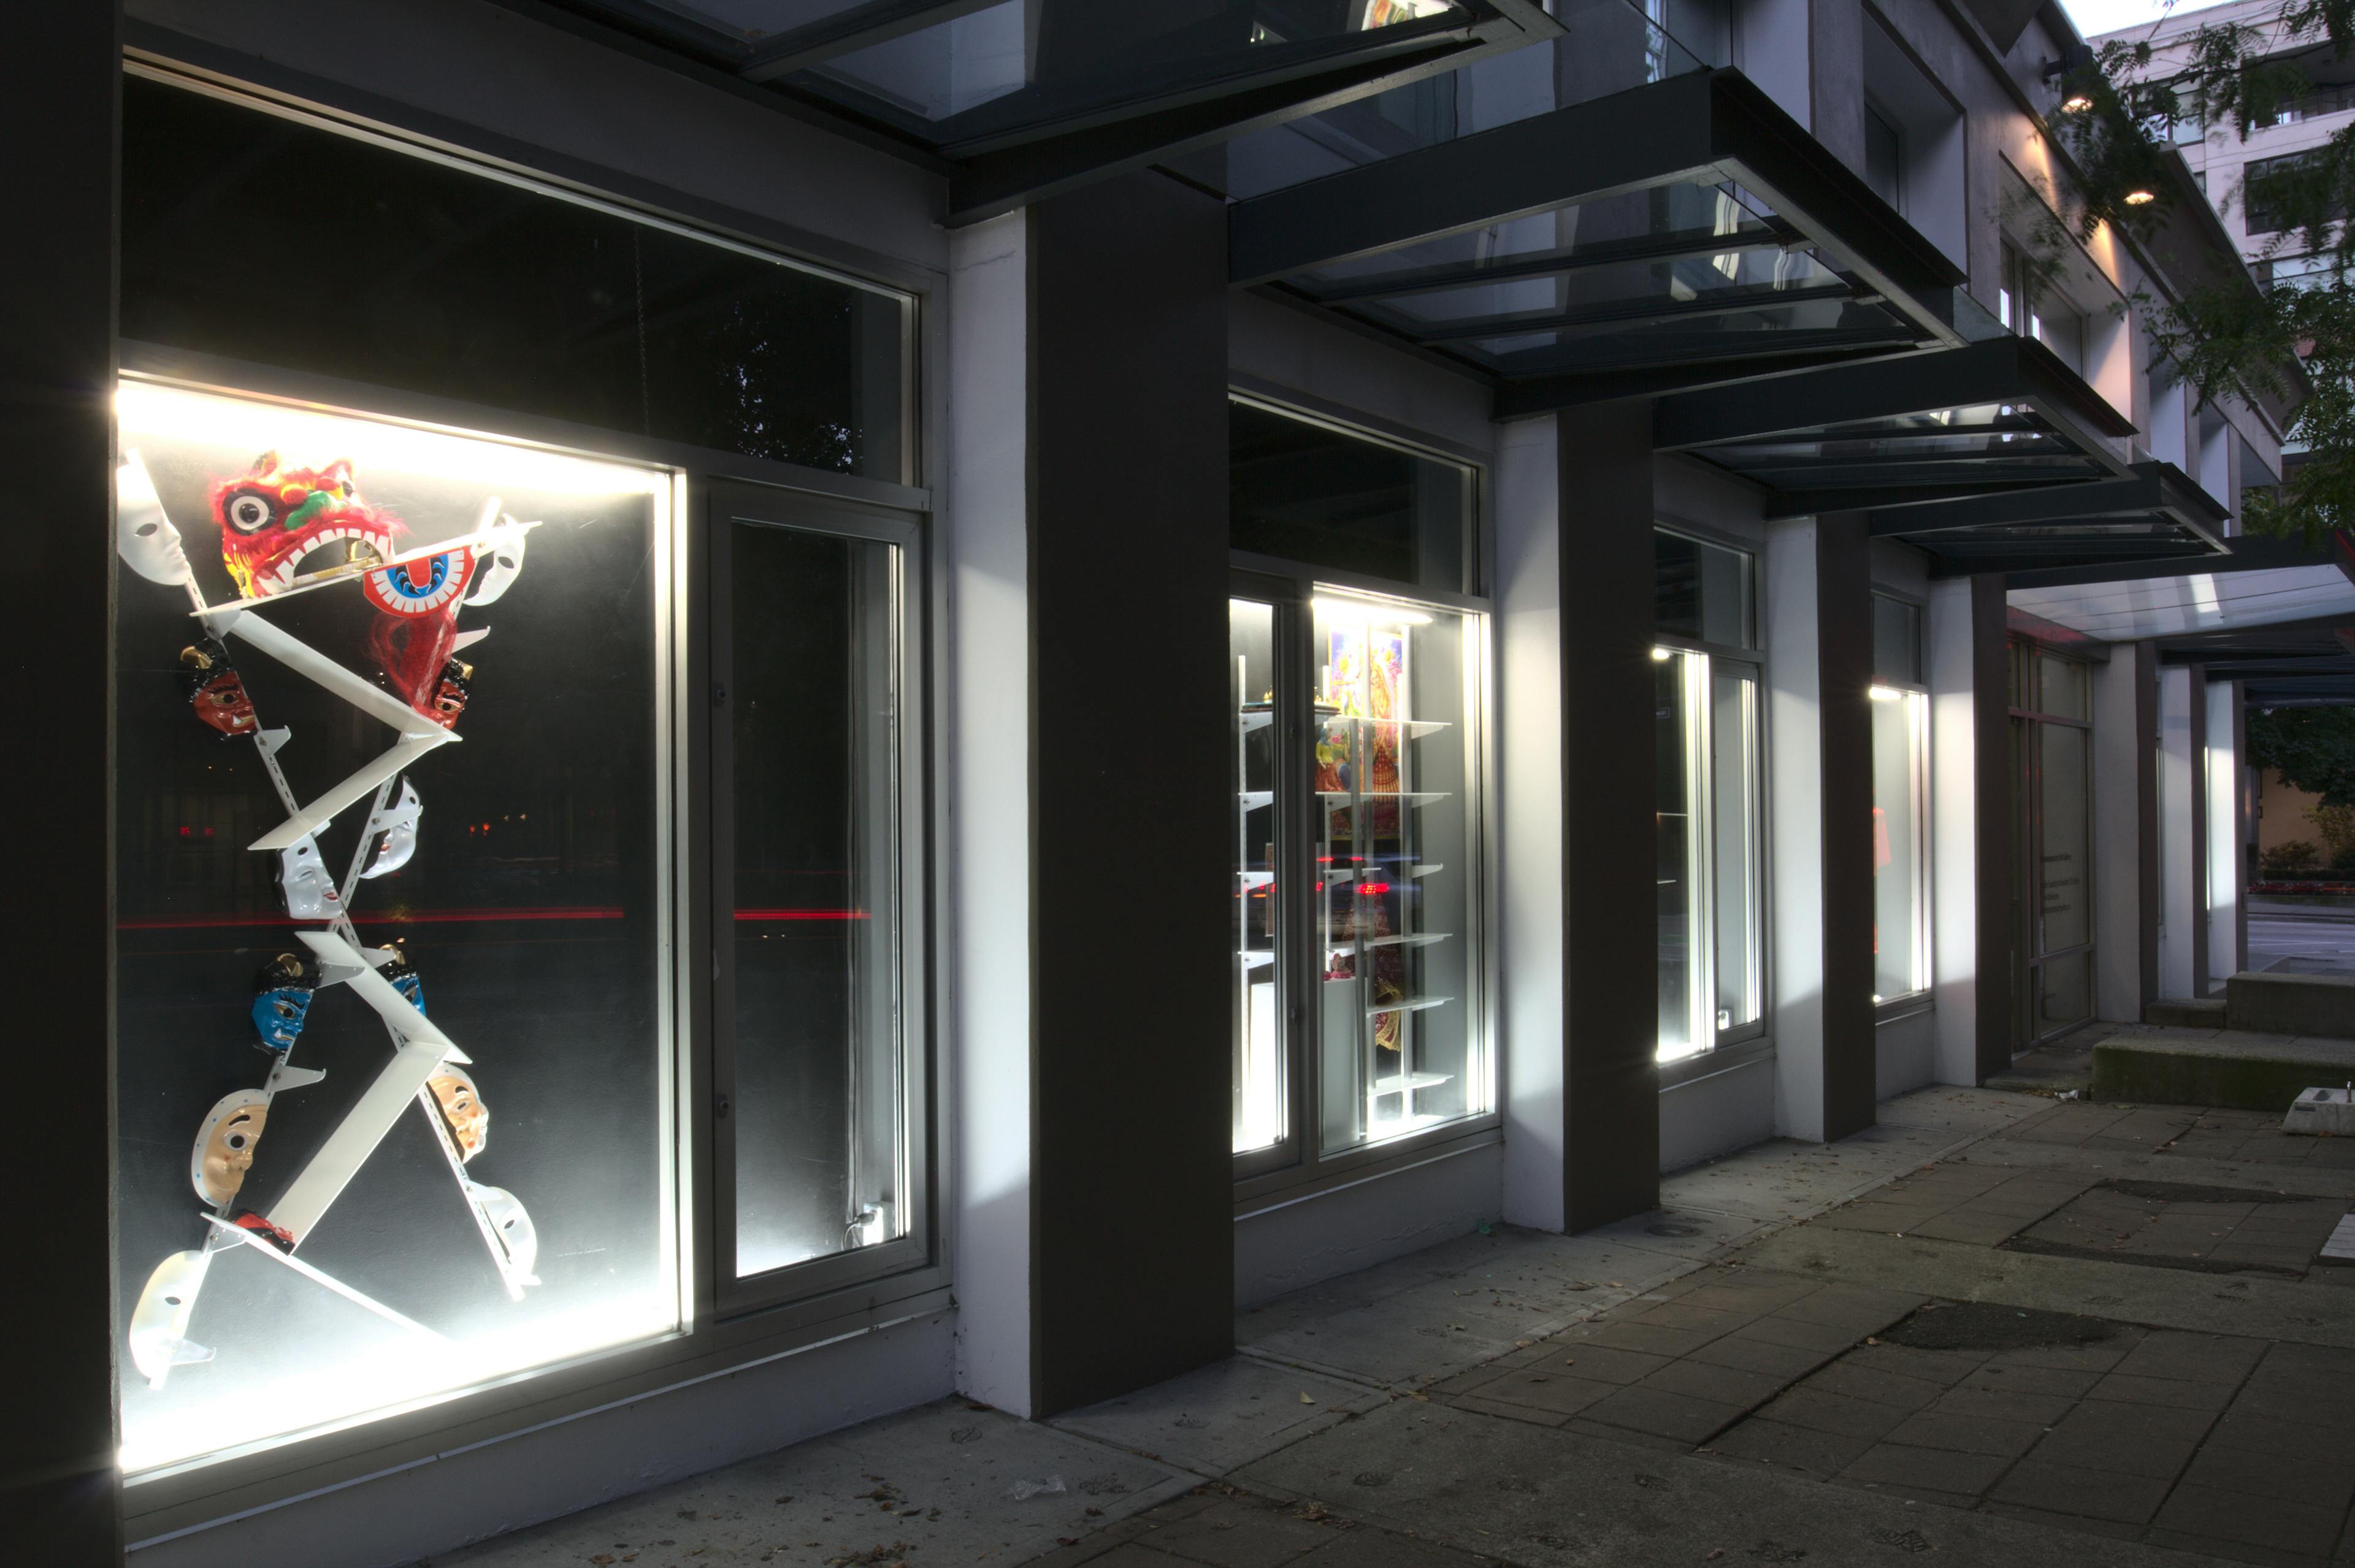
[179,638,258,739]
[211,450,397,600]
[277,834,341,920]
[428,1068,488,1161]
[117,451,193,587]
[361,779,423,879]
[192,1090,272,1206]
[250,953,314,1055]
[127,1249,214,1388]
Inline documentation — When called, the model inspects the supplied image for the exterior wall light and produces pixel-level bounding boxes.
[2124,188,2157,205]
[2061,93,2095,112]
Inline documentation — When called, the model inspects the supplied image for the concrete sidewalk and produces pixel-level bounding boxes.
[437,1085,2355,1568]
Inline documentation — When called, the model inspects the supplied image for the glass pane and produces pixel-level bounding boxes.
[1871,595,1921,686]
[2037,951,2093,1034]
[730,522,905,1277]
[2038,653,2089,721]
[123,76,909,480]
[1655,529,1752,648]
[1231,402,1468,592]
[799,0,1466,141]
[2039,722,2091,954]
[1313,594,1479,1152]
[1871,689,1927,999]
[1232,599,1285,1155]
[1656,652,1699,1058]
[1711,664,1763,1030]
[114,381,673,1473]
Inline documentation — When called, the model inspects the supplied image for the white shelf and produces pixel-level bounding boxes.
[1239,790,1273,811]
[1328,932,1453,954]
[1237,709,1274,734]
[1371,1071,1453,1096]
[1368,995,1454,1017]
[1324,863,1442,887]
[1237,950,1276,969]
[1235,870,1274,888]
[1319,716,1451,738]
[1318,790,1449,806]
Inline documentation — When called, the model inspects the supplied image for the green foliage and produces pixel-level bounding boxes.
[2250,705,2355,805]
[2047,4,2355,544]
[2259,838,2321,873]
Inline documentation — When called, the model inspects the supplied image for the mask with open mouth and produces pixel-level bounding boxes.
[212,450,400,599]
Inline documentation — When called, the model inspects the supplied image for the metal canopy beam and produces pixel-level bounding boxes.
[1401,280,1855,343]
[740,0,998,82]
[1227,69,1961,345]
[1491,339,1923,417]
[1304,224,1804,305]
[1654,335,2135,451]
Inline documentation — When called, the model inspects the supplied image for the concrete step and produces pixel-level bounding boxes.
[2091,1027,2355,1112]
[2143,996,2228,1028]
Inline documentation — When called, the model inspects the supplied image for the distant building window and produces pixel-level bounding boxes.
[2267,253,2351,291]
[2246,150,2347,235]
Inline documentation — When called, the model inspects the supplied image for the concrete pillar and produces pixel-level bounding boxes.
[1555,403,1661,1229]
[2156,665,2204,1000]
[1928,575,2013,1082]
[1025,170,1233,1414]
[2093,643,2158,1019]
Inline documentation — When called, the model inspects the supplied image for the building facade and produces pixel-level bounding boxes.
[10,0,2348,1564]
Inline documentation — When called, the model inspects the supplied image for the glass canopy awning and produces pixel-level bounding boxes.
[1856,459,2230,579]
[1650,335,2137,521]
[1226,67,1971,405]
[528,0,1561,218]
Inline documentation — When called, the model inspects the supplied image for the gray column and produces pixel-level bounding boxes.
[2,2,123,1563]
[1555,403,1660,1229]
[1027,170,1233,1414]
[1967,575,2015,1079]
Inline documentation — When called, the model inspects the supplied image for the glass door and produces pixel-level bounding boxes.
[2011,642,2095,1046]
[709,484,925,1312]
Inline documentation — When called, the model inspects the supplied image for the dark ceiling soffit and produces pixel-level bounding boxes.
[1654,335,2136,451]
[1227,70,1961,338]
[1409,280,1858,343]
[948,31,1512,223]
[2177,654,2355,676]
[2153,611,2355,651]
[1929,546,2218,579]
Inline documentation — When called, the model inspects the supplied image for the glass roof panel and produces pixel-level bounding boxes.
[1452,294,1906,374]
[2010,565,2355,640]
[1210,0,1709,199]
[789,0,1471,143]
[638,0,877,43]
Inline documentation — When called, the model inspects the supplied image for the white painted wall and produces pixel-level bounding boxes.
[1496,415,1566,1233]
[1660,1058,1777,1172]
[2207,683,2243,985]
[1234,1142,1504,1306]
[1875,1011,1937,1097]
[1765,520,1829,1139]
[2158,666,2200,999]
[946,212,1032,1417]
[2093,649,2147,1020]
[1928,578,1985,1084]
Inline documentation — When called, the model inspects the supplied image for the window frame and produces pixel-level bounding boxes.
[2008,635,2097,1046]
[114,62,948,1540]
[1653,524,1771,1070]
[1868,589,1933,1010]
[1227,399,1498,1212]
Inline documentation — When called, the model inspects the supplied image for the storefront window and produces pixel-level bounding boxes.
[2012,638,2094,1044]
[1869,595,1929,1001]
[1230,398,1471,594]
[115,381,676,1472]
[113,71,927,1480]
[1655,529,1763,1062]
[1231,406,1488,1182]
